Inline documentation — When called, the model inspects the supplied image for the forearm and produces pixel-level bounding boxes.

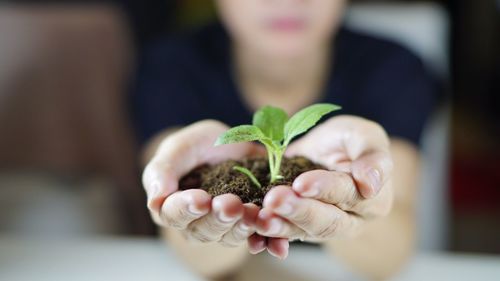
[324,205,416,280]
[162,228,249,278]
[323,139,420,280]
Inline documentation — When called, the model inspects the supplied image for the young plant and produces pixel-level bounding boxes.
[215,103,341,187]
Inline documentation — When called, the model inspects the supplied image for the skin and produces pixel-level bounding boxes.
[143,119,418,280]
[141,0,419,279]
[255,116,394,244]
[219,0,346,113]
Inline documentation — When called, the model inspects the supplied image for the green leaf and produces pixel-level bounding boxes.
[252,106,289,141]
[283,103,341,145]
[233,166,261,188]
[214,125,265,146]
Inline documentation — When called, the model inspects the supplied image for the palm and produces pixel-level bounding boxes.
[286,116,388,172]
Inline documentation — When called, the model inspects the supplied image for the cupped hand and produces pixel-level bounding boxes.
[256,115,394,251]
[142,120,266,251]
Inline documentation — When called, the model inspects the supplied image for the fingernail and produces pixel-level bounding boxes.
[217,210,237,223]
[367,168,382,196]
[278,242,290,260]
[188,204,206,216]
[293,180,319,198]
[268,246,288,260]
[268,249,281,259]
[267,218,282,235]
[300,185,319,197]
[282,243,289,259]
[239,222,251,232]
[149,181,161,197]
[249,245,265,255]
[275,199,293,216]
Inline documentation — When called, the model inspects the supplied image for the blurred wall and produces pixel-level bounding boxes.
[0,3,152,235]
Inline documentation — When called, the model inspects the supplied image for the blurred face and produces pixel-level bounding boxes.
[216,0,347,59]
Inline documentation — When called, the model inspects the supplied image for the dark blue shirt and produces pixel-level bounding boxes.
[131,23,437,146]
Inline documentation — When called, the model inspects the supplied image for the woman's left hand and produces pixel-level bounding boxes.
[255,115,394,258]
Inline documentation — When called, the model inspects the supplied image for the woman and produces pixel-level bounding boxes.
[134,0,436,280]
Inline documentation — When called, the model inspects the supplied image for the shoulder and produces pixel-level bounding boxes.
[332,27,438,145]
[337,26,423,64]
[334,27,427,81]
[131,24,232,143]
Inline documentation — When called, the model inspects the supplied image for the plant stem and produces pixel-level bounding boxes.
[266,146,275,179]
[233,166,261,189]
[270,148,284,183]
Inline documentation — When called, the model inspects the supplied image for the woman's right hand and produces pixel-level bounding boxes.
[142,120,267,252]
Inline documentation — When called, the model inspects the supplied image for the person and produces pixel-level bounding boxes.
[133,0,436,280]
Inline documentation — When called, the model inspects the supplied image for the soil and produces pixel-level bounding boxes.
[179,156,326,206]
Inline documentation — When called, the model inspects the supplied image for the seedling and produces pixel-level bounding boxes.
[232,166,261,188]
[215,103,341,187]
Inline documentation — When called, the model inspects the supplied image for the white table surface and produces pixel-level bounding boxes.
[1,236,499,281]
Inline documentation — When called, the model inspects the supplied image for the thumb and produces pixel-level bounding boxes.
[351,151,393,199]
[142,160,179,213]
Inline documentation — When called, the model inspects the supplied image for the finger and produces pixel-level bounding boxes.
[255,208,306,240]
[157,189,211,228]
[294,170,392,219]
[292,170,362,210]
[143,120,263,213]
[142,161,179,213]
[285,116,390,171]
[267,238,289,260]
[220,203,259,247]
[187,194,244,243]
[351,150,393,198]
[264,186,358,240]
[248,234,266,254]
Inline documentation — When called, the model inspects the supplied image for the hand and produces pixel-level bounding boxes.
[142,120,266,251]
[256,116,394,250]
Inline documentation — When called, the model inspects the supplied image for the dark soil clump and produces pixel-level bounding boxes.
[179,156,326,206]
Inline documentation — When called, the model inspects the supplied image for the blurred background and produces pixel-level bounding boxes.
[0,0,498,258]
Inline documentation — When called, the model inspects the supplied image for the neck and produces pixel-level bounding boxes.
[235,44,330,89]
[234,43,332,112]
